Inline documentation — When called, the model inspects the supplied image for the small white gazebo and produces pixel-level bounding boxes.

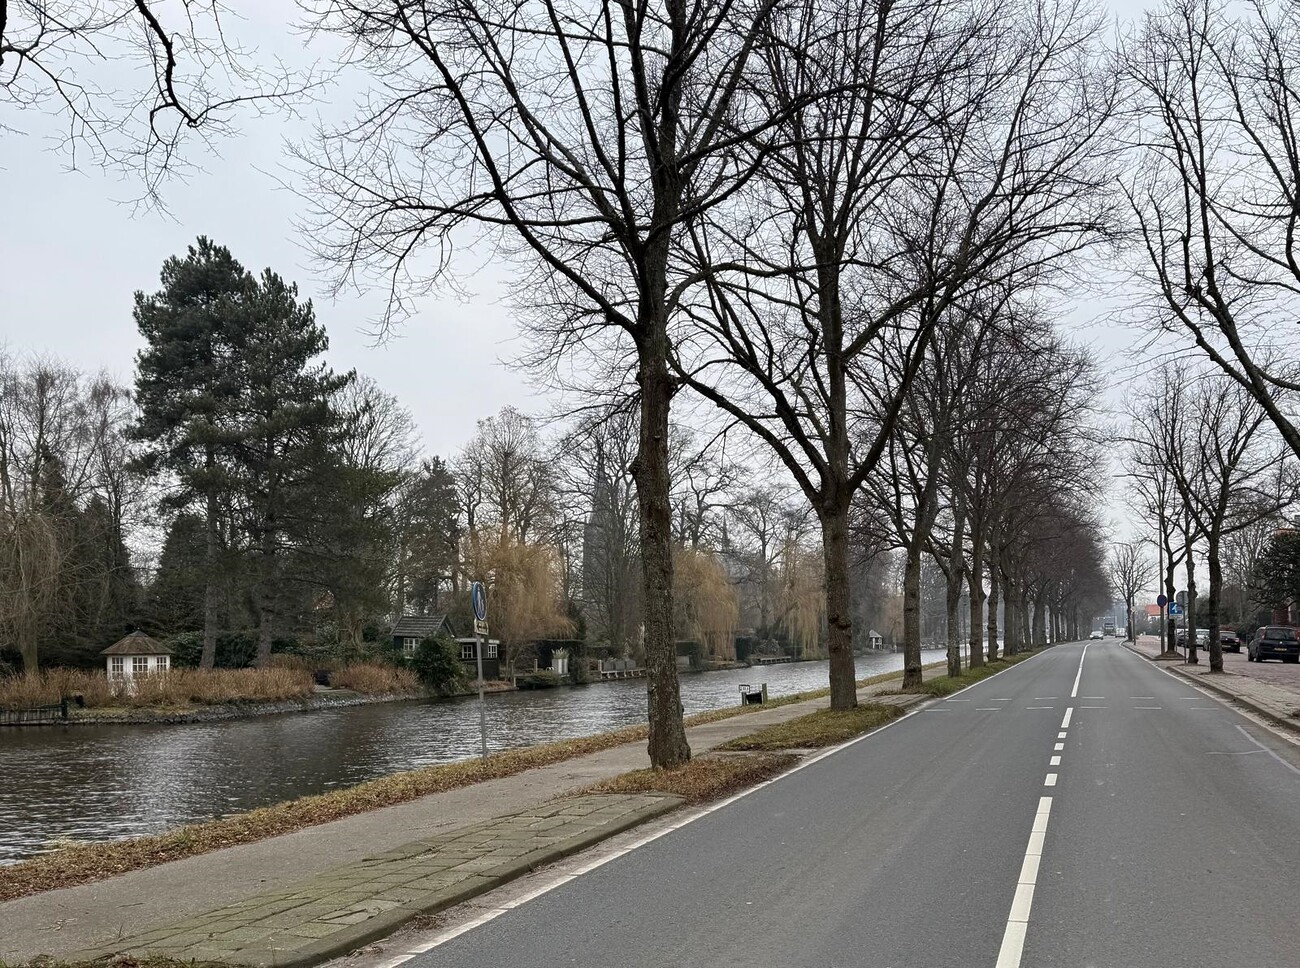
[102,632,173,682]
[868,629,884,650]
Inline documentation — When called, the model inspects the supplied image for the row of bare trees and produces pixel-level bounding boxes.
[291,0,1121,765]
[1124,371,1299,670]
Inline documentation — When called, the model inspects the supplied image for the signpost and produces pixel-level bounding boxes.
[470,581,488,758]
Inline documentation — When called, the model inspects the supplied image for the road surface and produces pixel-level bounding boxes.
[385,642,1300,968]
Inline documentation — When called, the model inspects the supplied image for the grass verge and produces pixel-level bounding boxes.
[718,703,904,751]
[578,753,799,803]
[895,648,1047,697]
[0,661,929,904]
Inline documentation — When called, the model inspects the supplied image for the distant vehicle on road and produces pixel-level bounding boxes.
[1103,618,1117,637]
[1089,630,1104,640]
[1219,627,1242,653]
[1248,626,1300,663]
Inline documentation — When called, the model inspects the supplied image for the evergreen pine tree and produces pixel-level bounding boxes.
[132,238,252,668]
[225,269,352,666]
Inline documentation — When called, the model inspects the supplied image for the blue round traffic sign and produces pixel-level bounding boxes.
[1156,594,1168,607]
[470,582,487,621]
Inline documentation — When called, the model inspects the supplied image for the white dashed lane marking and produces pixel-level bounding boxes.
[995,796,1054,968]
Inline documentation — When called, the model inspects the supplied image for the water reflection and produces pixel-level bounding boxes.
[0,654,905,864]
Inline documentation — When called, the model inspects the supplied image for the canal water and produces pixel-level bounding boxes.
[0,654,906,865]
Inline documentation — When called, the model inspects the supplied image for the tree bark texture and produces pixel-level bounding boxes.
[635,331,691,768]
[968,539,985,669]
[902,537,924,690]
[821,503,858,709]
[986,558,1000,662]
[1206,535,1223,673]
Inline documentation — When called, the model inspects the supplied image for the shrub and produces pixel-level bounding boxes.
[329,662,419,695]
[516,671,561,690]
[409,634,467,694]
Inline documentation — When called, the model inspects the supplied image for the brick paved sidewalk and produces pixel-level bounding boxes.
[1128,636,1300,731]
[77,795,678,968]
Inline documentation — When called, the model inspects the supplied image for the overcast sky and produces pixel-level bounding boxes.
[0,0,1160,538]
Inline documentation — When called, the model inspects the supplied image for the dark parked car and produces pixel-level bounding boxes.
[1220,628,1242,653]
[1248,626,1300,663]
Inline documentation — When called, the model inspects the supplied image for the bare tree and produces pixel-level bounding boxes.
[678,0,1118,703]
[1125,0,1300,459]
[1110,542,1156,640]
[1147,374,1294,669]
[2,0,311,197]
[301,0,792,766]
[457,408,556,548]
[559,407,642,658]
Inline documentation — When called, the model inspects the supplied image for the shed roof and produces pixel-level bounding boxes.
[868,629,883,639]
[101,631,173,656]
[392,614,454,639]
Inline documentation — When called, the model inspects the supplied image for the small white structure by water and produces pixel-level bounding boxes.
[102,632,172,683]
[868,629,884,650]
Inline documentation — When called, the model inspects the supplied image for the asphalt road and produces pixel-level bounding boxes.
[400,642,1300,968]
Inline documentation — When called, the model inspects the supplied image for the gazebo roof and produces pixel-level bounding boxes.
[101,631,173,656]
[868,629,883,638]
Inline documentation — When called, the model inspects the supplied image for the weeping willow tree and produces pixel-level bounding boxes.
[673,547,739,661]
[778,536,826,658]
[465,535,573,672]
[0,510,64,671]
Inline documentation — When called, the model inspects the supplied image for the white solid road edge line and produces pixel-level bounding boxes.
[995,796,1053,968]
[371,644,1076,968]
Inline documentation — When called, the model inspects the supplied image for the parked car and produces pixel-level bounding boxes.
[1175,628,1211,649]
[1089,630,1104,640]
[1248,626,1300,663]
[1219,627,1242,653]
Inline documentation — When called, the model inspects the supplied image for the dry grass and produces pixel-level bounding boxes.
[579,753,799,803]
[328,662,419,695]
[719,703,904,751]
[0,668,315,709]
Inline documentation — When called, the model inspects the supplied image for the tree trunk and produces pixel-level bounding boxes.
[1032,589,1047,647]
[634,328,690,768]
[821,500,858,709]
[1164,549,1179,654]
[945,500,965,677]
[902,536,924,690]
[201,448,219,671]
[986,556,1000,662]
[1185,539,1198,664]
[968,539,985,669]
[256,525,275,668]
[1207,533,1223,673]
[1002,566,1018,656]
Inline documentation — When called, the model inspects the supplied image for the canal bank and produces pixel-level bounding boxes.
[0,653,914,865]
[0,667,938,967]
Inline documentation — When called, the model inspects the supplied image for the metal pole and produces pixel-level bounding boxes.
[475,631,487,758]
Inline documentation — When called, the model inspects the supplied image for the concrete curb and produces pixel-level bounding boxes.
[84,795,682,968]
[1123,642,1300,738]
